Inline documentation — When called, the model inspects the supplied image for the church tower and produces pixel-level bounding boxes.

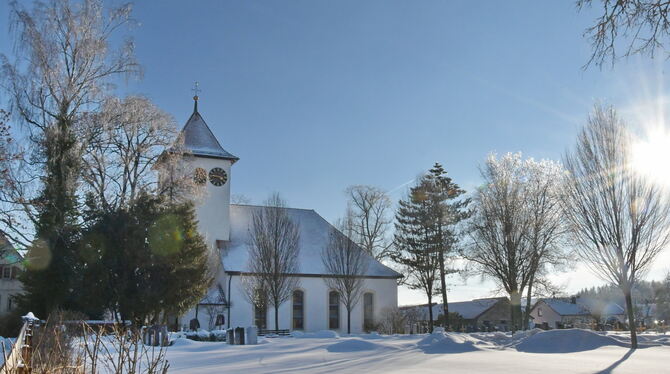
[179,94,238,247]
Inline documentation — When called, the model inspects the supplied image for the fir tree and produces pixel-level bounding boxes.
[392,178,440,332]
[424,163,470,330]
[78,193,212,325]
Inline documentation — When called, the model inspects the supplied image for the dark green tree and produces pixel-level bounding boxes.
[78,193,212,325]
[424,163,470,330]
[392,177,440,332]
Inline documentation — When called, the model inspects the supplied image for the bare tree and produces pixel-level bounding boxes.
[81,96,182,210]
[521,158,568,329]
[0,109,30,248]
[562,105,670,348]
[0,0,139,244]
[345,185,393,261]
[246,193,301,332]
[322,215,370,334]
[239,273,269,328]
[578,0,670,68]
[464,153,566,331]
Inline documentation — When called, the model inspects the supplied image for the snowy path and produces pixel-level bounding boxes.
[166,330,669,373]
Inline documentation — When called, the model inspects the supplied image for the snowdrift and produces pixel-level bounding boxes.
[417,331,481,354]
[327,339,383,353]
[516,329,628,353]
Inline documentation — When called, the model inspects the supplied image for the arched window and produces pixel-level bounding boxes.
[329,291,340,329]
[292,290,304,330]
[363,292,374,331]
[253,288,267,329]
[254,304,267,330]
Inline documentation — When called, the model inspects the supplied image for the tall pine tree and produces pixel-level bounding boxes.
[424,163,470,330]
[392,178,440,332]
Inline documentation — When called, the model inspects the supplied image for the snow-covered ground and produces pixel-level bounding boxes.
[166,329,669,373]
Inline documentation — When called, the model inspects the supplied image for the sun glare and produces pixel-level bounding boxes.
[631,127,670,188]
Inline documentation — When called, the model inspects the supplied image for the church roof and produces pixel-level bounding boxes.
[220,204,402,279]
[179,102,239,162]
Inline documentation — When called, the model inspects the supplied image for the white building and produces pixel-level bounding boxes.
[175,97,401,333]
[0,236,23,316]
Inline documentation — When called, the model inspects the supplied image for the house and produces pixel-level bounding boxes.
[0,236,23,315]
[400,297,511,332]
[529,298,596,329]
[172,96,401,333]
[575,296,626,326]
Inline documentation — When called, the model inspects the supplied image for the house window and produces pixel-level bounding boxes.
[2,267,10,279]
[292,290,304,330]
[329,291,339,329]
[538,308,543,317]
[363,292,374,331]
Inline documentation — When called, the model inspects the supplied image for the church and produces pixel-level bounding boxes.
[175,96,400,333]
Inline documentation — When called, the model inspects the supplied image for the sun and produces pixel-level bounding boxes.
[631,127,670,188]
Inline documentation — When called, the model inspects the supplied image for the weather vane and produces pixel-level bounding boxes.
[192,81,201,100]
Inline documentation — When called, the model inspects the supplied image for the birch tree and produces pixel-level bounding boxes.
[246,194,301,332]
[562,105,670,348]
[322,215,370,334]
[1,0,140,315]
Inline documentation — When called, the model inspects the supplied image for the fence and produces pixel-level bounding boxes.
[0,316,36,374]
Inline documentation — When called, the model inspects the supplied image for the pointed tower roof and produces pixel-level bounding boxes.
[179,96,239,162]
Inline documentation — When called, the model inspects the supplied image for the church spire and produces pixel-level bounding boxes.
[192,81,201,113]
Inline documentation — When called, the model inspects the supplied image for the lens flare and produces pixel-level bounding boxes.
[631,126,670,188]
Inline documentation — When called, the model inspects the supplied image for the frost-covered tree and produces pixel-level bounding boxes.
[81,96,185,211]
[464,153,566,331]
[1,0,140,315]
[322,215,369,334]
[562,105,670,348]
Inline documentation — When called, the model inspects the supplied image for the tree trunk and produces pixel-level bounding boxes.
[510,290,522,333]
[438,250,449,330]
[274,305,279,333]
[524,276,534,330]
[623,288,638,349]
[347,308,351,334]
[427,295,434,333]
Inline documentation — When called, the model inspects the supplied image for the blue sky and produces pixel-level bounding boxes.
[2,1,669,304]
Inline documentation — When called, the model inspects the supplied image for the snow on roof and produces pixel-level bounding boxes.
[542,299,592,316]
[179,110,238,162]
[576,297,625,316]
[400,297,507,320]
[220,204,401,278]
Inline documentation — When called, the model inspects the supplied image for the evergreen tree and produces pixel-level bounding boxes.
[424,163,470,330]
[392,177,440,332]
[78,193,212,325]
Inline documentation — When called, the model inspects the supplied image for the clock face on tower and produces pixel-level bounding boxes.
[209,167,228,186]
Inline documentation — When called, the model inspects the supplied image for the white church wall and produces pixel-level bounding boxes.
[222,275,398,334]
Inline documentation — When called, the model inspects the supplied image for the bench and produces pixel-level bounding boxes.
[258,329,291,336]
